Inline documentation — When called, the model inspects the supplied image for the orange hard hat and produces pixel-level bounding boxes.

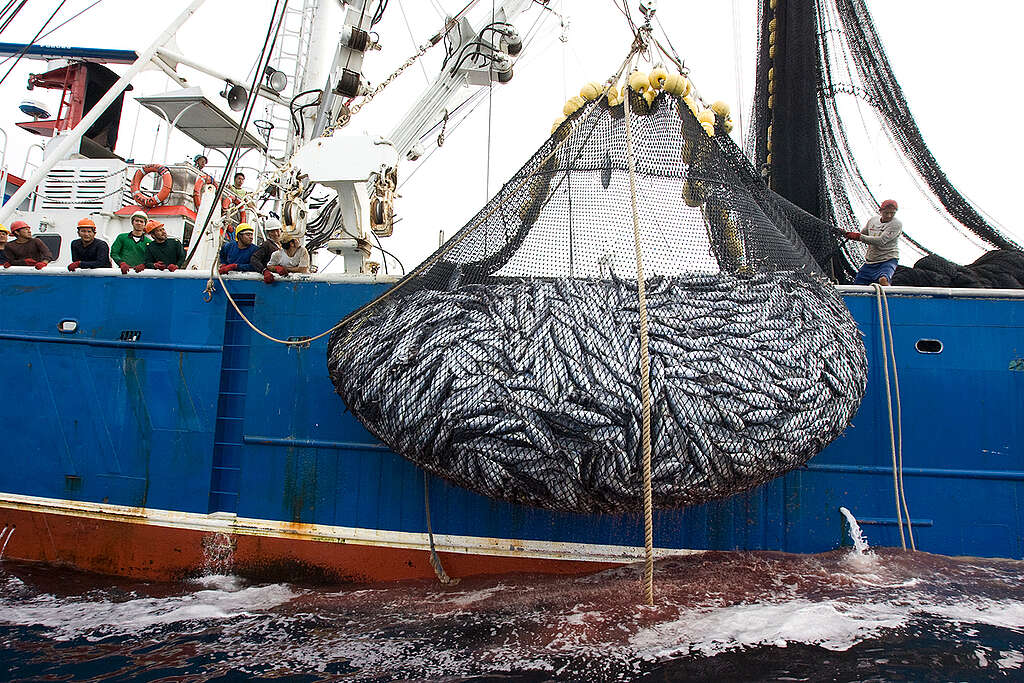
[144,220,164,233]
[77,217,97,228]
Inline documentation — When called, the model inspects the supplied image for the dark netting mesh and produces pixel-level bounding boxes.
[750,0,1020,266]
[328,88,868,514]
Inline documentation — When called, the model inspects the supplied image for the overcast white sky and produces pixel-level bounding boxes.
[0,0,1020,269]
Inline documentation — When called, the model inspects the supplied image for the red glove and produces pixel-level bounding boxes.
[67,262,81,272]
[34,261,48,270]
[844,231,861,241]
[133,264,145,273]
[119,261,130,274]
[2,262,10,268]
[24,258,36,266]
[218,263,238,275]
[153,261,166,270]
[167,264,179,272]
[263,269,275,284]
[272,265,287,275]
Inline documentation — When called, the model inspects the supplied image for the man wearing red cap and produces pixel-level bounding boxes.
[4,220,53,268]
[67,217,111,271]
[846,199,902,286]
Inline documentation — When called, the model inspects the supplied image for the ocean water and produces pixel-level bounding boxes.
[2,546,1024,681]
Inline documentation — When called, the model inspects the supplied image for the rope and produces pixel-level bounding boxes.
[214,268,347,345]
[622,59,655,607]
[423,472,459,585]
[872,283,914,550]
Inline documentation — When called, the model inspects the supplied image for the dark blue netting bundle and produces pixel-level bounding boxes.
[328,87,867,514]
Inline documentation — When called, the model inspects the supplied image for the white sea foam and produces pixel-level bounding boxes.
[0,582,298,640]
[997,650,1023,669]
[632,599,907,657]
[443,584,507,606]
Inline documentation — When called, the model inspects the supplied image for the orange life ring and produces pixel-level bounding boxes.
[193,174,217,207]
[221,192,246,223]
[131,164,173,208]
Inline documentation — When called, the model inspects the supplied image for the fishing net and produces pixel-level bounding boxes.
[749,0,1020,268]
[328,85,867,514]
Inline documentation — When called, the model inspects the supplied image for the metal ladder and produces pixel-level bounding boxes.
[264,0,319,160]
[209,294,256,514]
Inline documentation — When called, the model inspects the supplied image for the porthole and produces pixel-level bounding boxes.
[915,339,942,354]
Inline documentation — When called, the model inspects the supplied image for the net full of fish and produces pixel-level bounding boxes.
[327,87,868,514]
[328,269,866,514]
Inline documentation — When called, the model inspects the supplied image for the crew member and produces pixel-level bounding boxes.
[264,227,309,283]
[228,171,248,200]
[67,218,111,270]
[845,199,902,286]
[250,217,282,272]
[111,210,151,273]
[194,154,214,183]
[218,222,257,273]
[143,221,186,271]
[5,220,53,268]
[0,223,9,266]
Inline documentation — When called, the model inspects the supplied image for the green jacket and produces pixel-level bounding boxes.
[110,232,151,266]
[144,238,186,268]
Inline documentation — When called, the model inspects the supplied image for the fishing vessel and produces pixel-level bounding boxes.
[0,0,1021,584]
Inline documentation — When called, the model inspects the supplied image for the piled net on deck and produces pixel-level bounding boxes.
[327,85,868,514]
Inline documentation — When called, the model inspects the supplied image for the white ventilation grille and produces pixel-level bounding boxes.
[39,164,125,212]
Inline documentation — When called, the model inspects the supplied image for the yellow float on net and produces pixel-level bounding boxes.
[711,101,731,118]
[604,84,619,103]
[551,114,566,134]
[563,95,585,116]
[700,121,716,137]
[662,73,682,95]
[628,70,649,93]
[580,81,602,101]
[697,109,716,125]
[643,89,657,107]
[724,119,734,134]
[648,67,669,90]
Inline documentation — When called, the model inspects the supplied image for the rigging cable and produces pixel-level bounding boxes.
[38,0,104,42]
[0,0,69,85]
[0,0,27,36]
[188,0,288,268]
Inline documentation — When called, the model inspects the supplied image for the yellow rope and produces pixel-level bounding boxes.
[622,74,656,607]
[873,284,915,550]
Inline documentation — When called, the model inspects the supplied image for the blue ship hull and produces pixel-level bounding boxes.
[1,270,1021,581]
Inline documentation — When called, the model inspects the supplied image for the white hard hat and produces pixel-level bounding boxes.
[131,210,148,222]
[263,217,282,232]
